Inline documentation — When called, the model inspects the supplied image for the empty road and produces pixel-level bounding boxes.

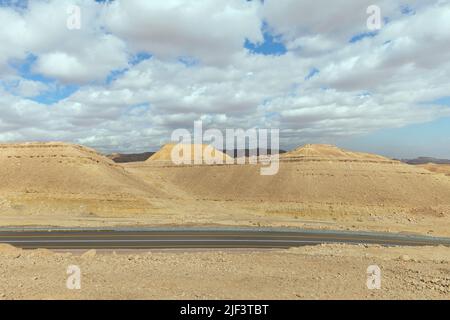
[1,228,450,249]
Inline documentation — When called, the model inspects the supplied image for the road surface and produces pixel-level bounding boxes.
[1,228,450,249]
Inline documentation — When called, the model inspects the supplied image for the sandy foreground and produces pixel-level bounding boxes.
[0,243,449,300]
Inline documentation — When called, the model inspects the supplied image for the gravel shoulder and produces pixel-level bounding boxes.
[0,243,449,300]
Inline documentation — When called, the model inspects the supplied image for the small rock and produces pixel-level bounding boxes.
[399,255,411,261]
[81,249,97,259]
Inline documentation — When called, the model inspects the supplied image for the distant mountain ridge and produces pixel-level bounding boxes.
[107,149,286,163]
[403,157,450,165]
[108,152,155,163]
[107,151,450,165]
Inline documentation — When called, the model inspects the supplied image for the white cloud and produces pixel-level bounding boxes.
[0,0,449,157]
[12,79,50,97]
[33,32,128,83]
[262,0,435,52]
[0,0,129,83]
[102,0,263,65]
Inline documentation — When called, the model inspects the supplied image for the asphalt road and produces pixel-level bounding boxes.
[1,228,450,249]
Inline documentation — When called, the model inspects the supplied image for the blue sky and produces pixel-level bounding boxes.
[340,117,450,159]
[336,96,450,158]
[245,22,287,56]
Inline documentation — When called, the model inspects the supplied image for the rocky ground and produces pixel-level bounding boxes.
[0,243,449,300]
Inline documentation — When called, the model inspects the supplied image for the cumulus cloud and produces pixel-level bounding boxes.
[0,0,449,156]
[0,76,50,97]
[101,0,263,65]
[0,0,129,83]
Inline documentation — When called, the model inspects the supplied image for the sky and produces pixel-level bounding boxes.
[0,0,450,158]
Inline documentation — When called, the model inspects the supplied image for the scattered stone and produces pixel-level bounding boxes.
[399,255,411,261]
[82,249,97,259]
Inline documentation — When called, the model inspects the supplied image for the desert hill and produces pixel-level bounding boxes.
[129,144,450,210]
[282,144,391,162]
[147,143,233,163]
[2,142,450,235]
[0,142,165,215]
[418,163,450,176]
[0,142,153,194]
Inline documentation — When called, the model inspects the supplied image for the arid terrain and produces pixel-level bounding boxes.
[0,243,448,300]
[1,142,450,237]
[0,142,450,301]
[418,163,450,177]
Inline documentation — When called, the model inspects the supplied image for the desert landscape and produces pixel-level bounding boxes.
[1,138,450,301]
[2,141,449,301]
[1,0,450,304]
[1,142,450,237]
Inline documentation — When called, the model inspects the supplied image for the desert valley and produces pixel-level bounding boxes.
[1,142,450,237]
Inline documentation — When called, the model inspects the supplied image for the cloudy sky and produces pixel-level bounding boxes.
[1,0,450,158]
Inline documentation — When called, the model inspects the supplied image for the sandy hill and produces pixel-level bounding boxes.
[128,144,450,215]
[282,144,391,162]
[147,143,233,163]
[0,142,165,215]
[0,142,449,235]
[418,163,450,176]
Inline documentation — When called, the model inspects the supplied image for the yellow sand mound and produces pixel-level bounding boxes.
[418,163,450,176]
[130,143,450,210]
[0,142,153,194]
[282,144,391,162]
[147,143,233,163]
